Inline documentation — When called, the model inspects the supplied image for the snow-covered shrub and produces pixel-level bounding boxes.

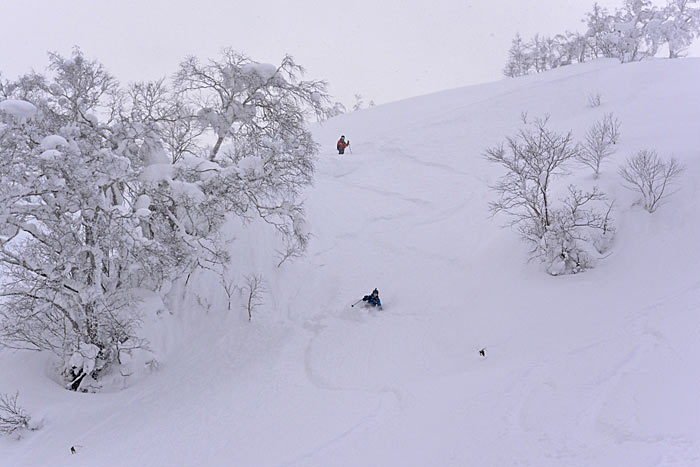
[65,343,102,391]
[577,113,621,176]
[539,187,614,275]
[0,392,31,436]
[619,149,684,212]
[485,117,614,274]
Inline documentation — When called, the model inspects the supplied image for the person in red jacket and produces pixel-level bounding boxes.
[337,135,350,154]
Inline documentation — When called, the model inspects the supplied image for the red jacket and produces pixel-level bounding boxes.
[337,139,349,150]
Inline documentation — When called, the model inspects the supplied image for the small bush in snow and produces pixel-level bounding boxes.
[519,111,529,124]
[587,93,602,108]
[220,272,239,312]
[0,392,31,436]
[619,149,684,212]
[541,187,614,275]
[577,113,621,176]
[243,274,266,321]
[485,117,614,274]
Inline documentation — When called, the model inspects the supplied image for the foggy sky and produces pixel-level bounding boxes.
[1,0,696,106]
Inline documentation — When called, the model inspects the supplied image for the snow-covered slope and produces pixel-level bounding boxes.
[2,58,700,466]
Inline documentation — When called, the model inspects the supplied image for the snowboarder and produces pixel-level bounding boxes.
[362,288,382,309]
[337,135,350,155]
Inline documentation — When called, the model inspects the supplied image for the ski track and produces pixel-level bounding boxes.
[379,144,471,177]
[492,284,700,465]
[296,310,404,466]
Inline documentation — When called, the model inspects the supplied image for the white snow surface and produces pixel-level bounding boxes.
[237,155,264,178]
[2,58,700,466]
[0,99,37,121]
[242,62,279,81]
[39,135,68,151]
[134,194,151,211]
[37,149,61,160]
[139,163,174,183]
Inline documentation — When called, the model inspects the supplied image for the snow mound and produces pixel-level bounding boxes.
[169,180,205,202]
[140,163,174,183]
[0,99,37,121]
[134,194,151,211]
[38,149,61,160]
[242,63,279,81]
[39,135,69,150]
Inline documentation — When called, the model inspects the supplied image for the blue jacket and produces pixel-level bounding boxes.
[363,294,382,307]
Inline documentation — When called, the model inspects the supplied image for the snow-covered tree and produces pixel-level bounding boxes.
[129,79,204,164]
[504,31,589,78]
[555,32,590,66]
[504,33,532,77]
[173,50,327,160]
[0,48,329,389]
[606,0,663,63]
[0,49,159,390]
[485,117,613,274]
[584,3,618,58]
[169,49,328,264]
[352,94,365,111]
[507,0,700,77]
[660,0,700,58]
[486,117,578,233]
[531,34,554,73]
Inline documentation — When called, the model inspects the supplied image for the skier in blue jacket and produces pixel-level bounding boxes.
[362,288,382,309]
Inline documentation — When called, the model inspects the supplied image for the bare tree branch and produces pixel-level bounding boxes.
[619,150,684,212]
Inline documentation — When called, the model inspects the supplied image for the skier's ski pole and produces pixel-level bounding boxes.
[350,298,363,307]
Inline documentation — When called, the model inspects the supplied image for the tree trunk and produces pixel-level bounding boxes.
[211,136,224,161]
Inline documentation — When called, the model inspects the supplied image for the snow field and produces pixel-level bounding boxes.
[2,57,700,466]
